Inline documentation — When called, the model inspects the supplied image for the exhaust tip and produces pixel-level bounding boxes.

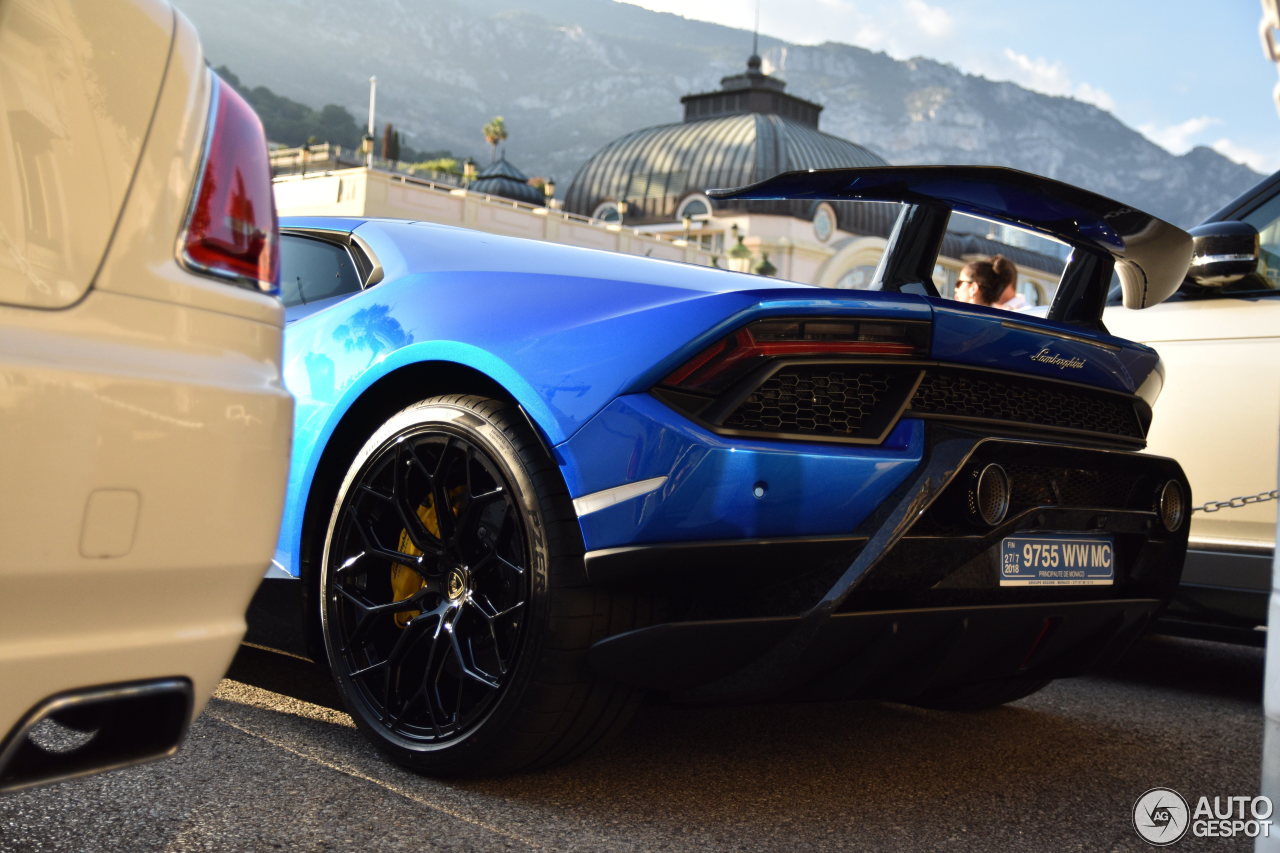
[0,678,193,794]
[1157,480,1186,533]
[974,463,1011,527]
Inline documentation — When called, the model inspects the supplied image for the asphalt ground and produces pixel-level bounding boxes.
[0,634,1264,852]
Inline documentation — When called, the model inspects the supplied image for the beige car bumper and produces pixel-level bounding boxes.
[0,286,291,790]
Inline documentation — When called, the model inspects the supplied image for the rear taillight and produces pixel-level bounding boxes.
[178,73,278,293]
[660,317,928,395]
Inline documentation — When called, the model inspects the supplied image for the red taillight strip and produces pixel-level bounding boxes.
[662,322,922,391]
[662,329,745,387]
[751,340,917,357]
[176,73,279,293]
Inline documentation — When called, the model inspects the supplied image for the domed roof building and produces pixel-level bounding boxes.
[565,54,887,226]
[469,154,545,207]
[564,53,1065,304]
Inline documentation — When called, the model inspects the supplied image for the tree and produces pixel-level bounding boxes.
[381,122,400,162]
[316,104,363,148]
[482,116,507,163]
[409,157,463,177]
[214,65,439,161]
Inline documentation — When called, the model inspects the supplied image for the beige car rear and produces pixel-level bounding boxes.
[0,0,291,790]
[1105,284,1279,640]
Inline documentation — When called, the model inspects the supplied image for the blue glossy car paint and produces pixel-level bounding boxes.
[563,394,924,549]
[271,215,1162,579]
[254,169,1202,776]
[273,220,821,575]
[929,300,1160,395]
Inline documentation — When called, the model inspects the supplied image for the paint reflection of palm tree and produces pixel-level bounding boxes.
[304,351,336,401]
[331,304,413,364]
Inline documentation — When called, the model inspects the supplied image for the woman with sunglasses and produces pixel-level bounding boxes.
[955,254,1024,310]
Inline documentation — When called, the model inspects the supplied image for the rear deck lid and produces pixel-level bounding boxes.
[928,299,1161,399]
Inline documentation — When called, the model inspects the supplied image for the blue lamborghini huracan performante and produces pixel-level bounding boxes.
[249,167,1193,775]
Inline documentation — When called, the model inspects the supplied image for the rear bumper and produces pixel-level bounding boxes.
[560,393,924,552]
[584,429,1188,700]
[0,286,292,777]
[591,598,1159,701]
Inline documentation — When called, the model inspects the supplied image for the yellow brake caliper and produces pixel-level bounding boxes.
[391,489,461,628]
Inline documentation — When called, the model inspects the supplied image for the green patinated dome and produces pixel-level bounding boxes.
[564,57,888,226]
[469,155,545,207]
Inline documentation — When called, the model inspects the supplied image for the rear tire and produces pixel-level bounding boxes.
[319,395,645,775]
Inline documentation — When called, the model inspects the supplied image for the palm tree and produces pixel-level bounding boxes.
[482,116,507,163]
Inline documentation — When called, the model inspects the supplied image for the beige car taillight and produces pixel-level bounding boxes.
[178,72,279,293]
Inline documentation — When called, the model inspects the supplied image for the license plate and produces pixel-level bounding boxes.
[1000,535,1115,586]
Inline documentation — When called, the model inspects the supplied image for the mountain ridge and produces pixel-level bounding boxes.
[173,0,1262,227]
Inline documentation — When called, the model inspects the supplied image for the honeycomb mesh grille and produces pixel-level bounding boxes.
[721,366,905,439]
[908,368,1142,439]
[714,364,1143,442]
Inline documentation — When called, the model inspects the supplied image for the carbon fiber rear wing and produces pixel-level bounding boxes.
[708,166,1192,329]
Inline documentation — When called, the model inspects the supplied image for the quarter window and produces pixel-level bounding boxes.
[279,234,362,307]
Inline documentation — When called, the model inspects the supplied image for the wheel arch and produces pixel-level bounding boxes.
[293,360,559,661]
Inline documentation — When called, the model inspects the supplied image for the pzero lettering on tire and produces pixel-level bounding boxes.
[320,395,643,775]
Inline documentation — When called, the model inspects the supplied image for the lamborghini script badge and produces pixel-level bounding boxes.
[1030,348,1086,370]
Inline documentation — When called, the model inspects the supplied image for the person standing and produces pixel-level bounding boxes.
[955,254,1025,310]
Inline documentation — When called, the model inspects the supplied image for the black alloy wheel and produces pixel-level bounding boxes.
[320,395,647,775]
[326,419,527,741]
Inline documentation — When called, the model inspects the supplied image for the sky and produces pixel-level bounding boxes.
[618,0,1280,174]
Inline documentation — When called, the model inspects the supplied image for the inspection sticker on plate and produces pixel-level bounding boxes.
[999,536,1114,586]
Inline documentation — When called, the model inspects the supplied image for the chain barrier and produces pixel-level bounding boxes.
[1194,488,1280,513]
